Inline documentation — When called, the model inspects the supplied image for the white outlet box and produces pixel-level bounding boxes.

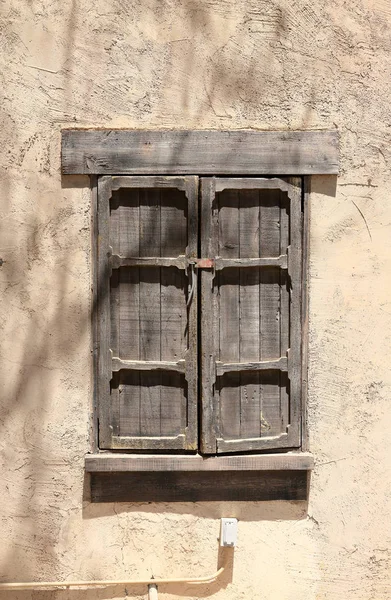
[220,518,238,547]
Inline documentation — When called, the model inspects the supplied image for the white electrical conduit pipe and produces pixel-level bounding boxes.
[0,566,225,591]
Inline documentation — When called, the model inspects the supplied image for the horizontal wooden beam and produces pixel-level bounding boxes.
[111,175,192,191]
[111,358,186,373]
[110,435,187,451]
[216,357,288,375]
[111,255,187,270]
[89,470,310,502]
[214,177,296,192]
[61,130,339,175]
[215,255,287,270]
[85,452,313,472]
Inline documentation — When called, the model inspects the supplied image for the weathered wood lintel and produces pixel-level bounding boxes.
[61,130,339,175]
[85,452,313,472]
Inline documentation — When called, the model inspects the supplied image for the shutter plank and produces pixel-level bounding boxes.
[239,190,260,438]
[218,190,240,438]
[259,190,283,437]
[109,194,120,436]
[279,191,290,431]
[184,177,199,449]
[160,188,187,436]
[287,179,303,445]
[139,189,161,436]
[97,177,113,448]
[118,268,141,436]
[117,189,140,436]
[200,177,217,453]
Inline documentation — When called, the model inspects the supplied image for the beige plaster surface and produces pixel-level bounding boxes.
[0,0,391,598]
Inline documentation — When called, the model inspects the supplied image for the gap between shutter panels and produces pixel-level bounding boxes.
[97,176,303,455]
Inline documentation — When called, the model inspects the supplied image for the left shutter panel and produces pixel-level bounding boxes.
[97,176,199,451]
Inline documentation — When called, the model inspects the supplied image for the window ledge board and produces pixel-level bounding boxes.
[85,452,313,473]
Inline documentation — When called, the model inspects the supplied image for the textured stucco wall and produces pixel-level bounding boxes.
[1,0,391,599]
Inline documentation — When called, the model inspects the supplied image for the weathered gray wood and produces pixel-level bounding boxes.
[259,189,283,437]
[200,177,218,453]
[86,452,314,472]
[90,176,99,452]
[62,130,339,175]
[90,470,309,502]
[112,358,186,373]
[110,271,120,437]
[109,199,120,362]
[215,256,287,270]
[97,173,305,454]
[97,177,114,448]
[216,358,288,375]
[111,255,188,270]
[301,177,310,451]
[216,433,298,452]
[287,177,303,447]
[113,188,140,435]
[111,435,186,451]
[138,188,162,436]
[218,189,240,439]
[118,269,140,436]
[214,177,303,193]
[238,191,260,438]
[205,178,303,453]
[184,177,199,449]
[160,190,186,437]
[111,176,192,191]
[102,176,199,450]
[280,191,290,433]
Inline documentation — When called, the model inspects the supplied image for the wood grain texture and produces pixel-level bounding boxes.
[200,177,218,453]
[215,256,287,269]
[98,176,198,450]
[85,452,314,471]
[62,130,338,175]
[89,470,309,502]
[205,179,303,453]
[216,358,288,375]
[97,177,114,448]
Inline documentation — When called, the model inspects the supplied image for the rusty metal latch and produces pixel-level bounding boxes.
[193,258,214,269]
[186,259,215,307]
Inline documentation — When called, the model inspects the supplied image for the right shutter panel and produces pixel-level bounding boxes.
[200,177,303,454]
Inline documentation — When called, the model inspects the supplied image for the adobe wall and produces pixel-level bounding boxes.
[0,0,390,598]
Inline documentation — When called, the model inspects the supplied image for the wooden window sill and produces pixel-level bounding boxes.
[85,452,313,472]
[85,453,313,502]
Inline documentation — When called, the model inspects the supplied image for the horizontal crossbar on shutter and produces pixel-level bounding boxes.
[215,255,288,270]
[112,358,186,373]
[215,357,288,376]
[110,254,188,270]
[109,435,187,451]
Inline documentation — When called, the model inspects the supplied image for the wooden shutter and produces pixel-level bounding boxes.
[97,176,199,450]
[201,177,303,453]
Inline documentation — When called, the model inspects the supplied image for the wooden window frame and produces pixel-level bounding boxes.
[61,129,339,501]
